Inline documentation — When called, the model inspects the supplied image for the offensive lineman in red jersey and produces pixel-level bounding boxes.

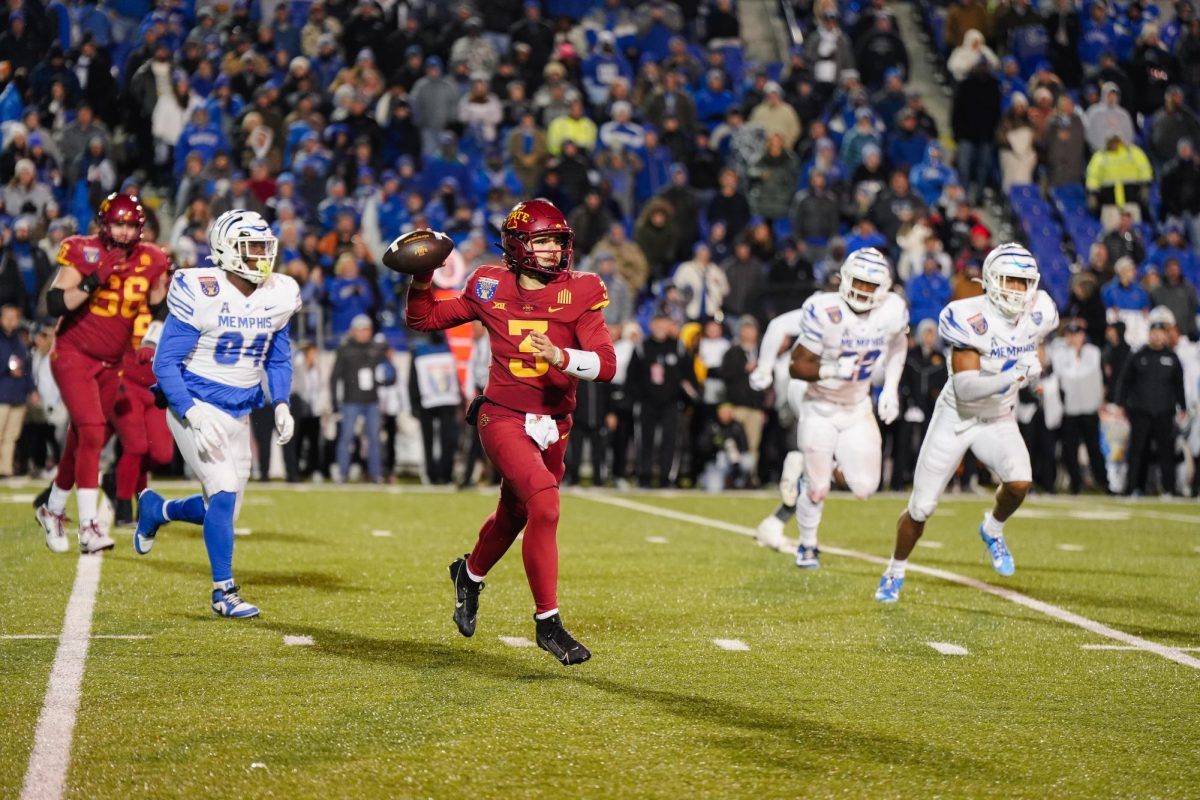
[406,199,616,665]
[35,194,169,554]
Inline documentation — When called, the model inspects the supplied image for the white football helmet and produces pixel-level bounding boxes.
[838,247,894,312]
[208,209,277,284]
[982,242,1039,318]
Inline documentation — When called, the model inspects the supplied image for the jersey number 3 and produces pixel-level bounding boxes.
[508,320,549,378]
[214,331,271,367]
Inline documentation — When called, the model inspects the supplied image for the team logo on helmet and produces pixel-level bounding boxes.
[826,306,843,323]
[475,277,499,301]
[968,313,988,335]
[199,276,220,297]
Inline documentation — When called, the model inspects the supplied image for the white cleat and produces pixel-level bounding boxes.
[755,515,791,552]
[36,504,70,553]
[79,521,116,554]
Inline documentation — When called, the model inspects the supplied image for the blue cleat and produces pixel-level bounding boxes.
[133,489,166,555]
[979,524,1015,576]
[795,544,821,569]
[211,585,260,618]
[875,574,904,603]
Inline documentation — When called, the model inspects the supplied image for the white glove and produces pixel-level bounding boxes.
[274,403,295,445]
[820,353,859,381]
[185,404,228,456]
[1013,355,1042,387]
[748,369,773,392]
[877,385,900,425]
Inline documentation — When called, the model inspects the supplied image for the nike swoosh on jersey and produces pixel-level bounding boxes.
[548,306,564,312]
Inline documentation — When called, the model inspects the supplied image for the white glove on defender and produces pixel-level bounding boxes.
[274,403,295,445]
[1013,355,1042,387]
[185,404,228,456]
[748,369,773,392]
[819,353,860,381]
[877,385,900,425]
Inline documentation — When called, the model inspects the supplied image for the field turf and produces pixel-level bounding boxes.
[2,483,1198,799]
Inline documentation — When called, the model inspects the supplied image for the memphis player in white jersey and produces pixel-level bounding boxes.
[760,248,908,567]
[875,243,1057,603]
[136,210,301,618]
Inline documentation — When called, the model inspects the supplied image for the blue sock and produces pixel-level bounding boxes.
[164,494,206,525]
[203,491,237,585]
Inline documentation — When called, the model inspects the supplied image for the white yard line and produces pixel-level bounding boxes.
[498,636,536,648]
[370,529,392,538]
[1081,644,1200,651]
[580,495,1200,672]
[283,635,314,646]
[20,556,102,800]
[1,635,148,640]
[926,642,969,655]
[645,536,670,544]
[713,639,751,651]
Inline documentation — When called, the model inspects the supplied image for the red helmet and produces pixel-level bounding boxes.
[97,192,146,249]
[500,198,574,278]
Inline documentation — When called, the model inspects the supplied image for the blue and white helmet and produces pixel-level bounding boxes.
[208,209,277,284]
[982,242,1039,318]
[838,247,894,312]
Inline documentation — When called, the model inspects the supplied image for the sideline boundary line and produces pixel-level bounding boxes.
[20,555,103,800]
[580,495,1200,672]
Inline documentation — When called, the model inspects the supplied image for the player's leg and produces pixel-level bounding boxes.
[111,390,149,526]
[967,416,1032,577]
[51,353,113,552]
[206,412,258,618]
[37,424,77,553]
[877,402,972,602]
[137,411,208,554]
[529,418,590,665]
[756,450,803,551]
[794,401,840,568]
[834,410,884,500]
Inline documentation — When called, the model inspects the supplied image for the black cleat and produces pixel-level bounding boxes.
[33,482,51,510]
[449,555,484,637]
[115,498,135,528]
[534,613,592,666]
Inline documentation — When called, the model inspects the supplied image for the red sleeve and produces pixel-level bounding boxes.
[405,280,476,331]
[573,307,617,382]
[56,237,96,276]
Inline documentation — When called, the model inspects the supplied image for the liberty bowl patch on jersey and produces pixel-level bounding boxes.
[83,247,100,264]
[476,277,499,301]
[1031,311,1043,326]
[968,313,988,335]
[199,276,220,297]
[826,306,843,324]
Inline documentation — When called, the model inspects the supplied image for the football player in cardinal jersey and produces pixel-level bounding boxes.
[135,210,301,619]
[35,193,170,554]
[769,248,909,568]
[406,198,616,665]
[875,243,1056,603]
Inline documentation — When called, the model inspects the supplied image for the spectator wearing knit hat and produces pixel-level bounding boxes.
[1085,82,1136,152]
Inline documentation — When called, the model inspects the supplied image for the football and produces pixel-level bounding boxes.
[381,229,454,275]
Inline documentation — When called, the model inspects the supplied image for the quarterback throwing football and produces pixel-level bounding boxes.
[406,199,615,665]
[875,243,1057,603]
[135,210,301,619]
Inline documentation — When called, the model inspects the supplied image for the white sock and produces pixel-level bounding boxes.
[465,565,484,583]
[886,558,907,579]
[214,579,235,591]
[47,484,70,515]
[76,488,99,525]
[796,490,822,547]
[983,511,1005,537]
[535,608,558,620]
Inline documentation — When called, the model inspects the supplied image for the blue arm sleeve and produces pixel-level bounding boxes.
[152,315,202,417]
[264,321,293,407]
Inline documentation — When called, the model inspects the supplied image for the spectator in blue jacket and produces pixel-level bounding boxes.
[887,109,930,169]
[910,142,958,207]
[907,255,953,325]
[173,105,227,178]
[840,108,882,176]
[1102,256,1152,312]
[1079,2,1117,75]
[328,253,377,342]
[695,69,737,127]
[0,305,32,477]
[1144,221,1198,279]
[581,30,634,107]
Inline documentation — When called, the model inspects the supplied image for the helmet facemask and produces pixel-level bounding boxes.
[838,248,893,312]
[209,210,277,285]
[233,236,278,284]
[986,272,1038,318]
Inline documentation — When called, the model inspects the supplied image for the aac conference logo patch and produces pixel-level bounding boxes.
[199,276,220,297]
[476,277,499,301]
[968,313,988,335]
[826,306,842,324]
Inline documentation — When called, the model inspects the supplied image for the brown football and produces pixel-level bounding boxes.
[381,229,454,275]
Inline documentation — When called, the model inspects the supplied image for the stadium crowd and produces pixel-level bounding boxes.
[0,0,1198,498]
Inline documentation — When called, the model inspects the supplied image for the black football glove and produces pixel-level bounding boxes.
[78,272,101,294]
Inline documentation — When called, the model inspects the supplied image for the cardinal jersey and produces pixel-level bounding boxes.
[406,265,615,416]
[795,291,910,405]
[155,267,301,418]
[54,236,170,363]
[937,290,1059,419]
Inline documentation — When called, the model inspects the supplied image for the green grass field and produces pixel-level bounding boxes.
[2,483,1198,799]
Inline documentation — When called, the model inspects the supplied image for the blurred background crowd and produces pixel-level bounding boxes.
[0,0,1197,497]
